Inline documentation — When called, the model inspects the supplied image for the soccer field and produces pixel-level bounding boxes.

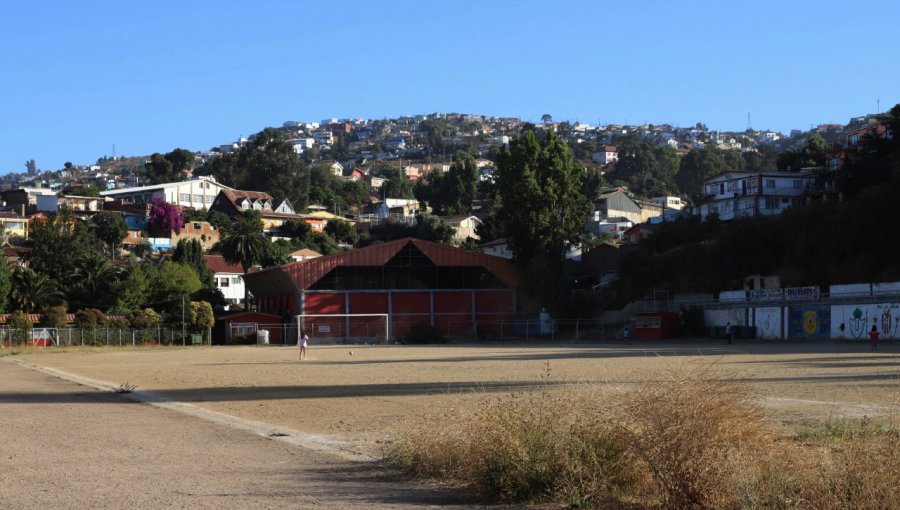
[13,341,900,455]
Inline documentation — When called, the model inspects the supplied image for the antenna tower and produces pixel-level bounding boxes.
[746,113,752,131]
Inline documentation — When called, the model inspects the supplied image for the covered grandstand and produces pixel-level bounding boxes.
[243,238,520,343]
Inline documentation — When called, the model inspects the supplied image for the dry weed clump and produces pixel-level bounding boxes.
[389,363,900,509]
[617,365,773,509]
[389,383,639,507]
[798,417,900,509]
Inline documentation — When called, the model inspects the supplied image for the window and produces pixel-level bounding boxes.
[231,277,242,284]
[764,198,778,209]
[193,222,201,229]
[180,193,190,203]
[219,278,229,287]
[204,195,214,204]
[193,194,202,204]
[765,179,775,188]
[849,133,860,146]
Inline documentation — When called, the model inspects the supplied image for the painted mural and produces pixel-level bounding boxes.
[788,305,830,339]
[753,307,782,339]
[832,303,900,340]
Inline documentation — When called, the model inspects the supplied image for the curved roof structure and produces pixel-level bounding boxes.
[244,237,520,298]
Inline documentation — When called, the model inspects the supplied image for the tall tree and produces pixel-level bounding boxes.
[494,129,591,308]
[92,211,129,257]
[26,208,94,299]
[675,147,727,203]
[220,213,268,307]
[198,128,310,210]
[0,258,11,313]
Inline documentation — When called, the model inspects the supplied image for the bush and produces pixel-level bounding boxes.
[41,306,68,329]
[389,377,639,507]
[8,311,33,344]
[402,322,444,344]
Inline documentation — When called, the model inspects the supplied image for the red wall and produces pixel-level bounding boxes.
[348,293,389,314]
[304,293,345,315]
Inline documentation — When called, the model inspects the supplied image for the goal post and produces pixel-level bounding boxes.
[296,314,390,344]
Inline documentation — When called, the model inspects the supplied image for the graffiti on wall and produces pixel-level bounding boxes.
[833,303,900,340]
[754,307,781,339]
[788,305,830,339]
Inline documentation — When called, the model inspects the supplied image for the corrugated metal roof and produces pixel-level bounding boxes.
[244,238,520,298]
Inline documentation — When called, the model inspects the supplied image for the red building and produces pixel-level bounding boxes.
[243,238,520,342]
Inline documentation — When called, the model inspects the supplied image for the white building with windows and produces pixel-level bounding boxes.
[101,176,230,210]
[204,255,253,305]
[695,171,815,221]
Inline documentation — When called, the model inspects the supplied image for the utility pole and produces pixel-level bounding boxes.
[182,295,186,346]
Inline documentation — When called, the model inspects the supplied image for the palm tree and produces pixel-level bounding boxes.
[73,253,121,305]
[11,268,63,313]
[220,213,268,308]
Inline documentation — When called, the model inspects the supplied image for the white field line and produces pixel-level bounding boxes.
[765,396,893,414]
[7,358,376,462]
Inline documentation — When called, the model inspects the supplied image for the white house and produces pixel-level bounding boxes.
[650,196,685,211]
[439,215,482,243]
[695,171,815,221]
[312,131,334,146]
[591,145,618,165]
[204,255,253,305]
[290,138,315,155]
[100,176,230,210]
[480,238,513,259]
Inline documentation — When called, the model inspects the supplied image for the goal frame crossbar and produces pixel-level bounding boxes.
[296,313,390,343]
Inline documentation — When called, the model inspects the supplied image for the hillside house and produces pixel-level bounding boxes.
[209,190,304,233]
[101,176,228,210]
[695,171,815,221]
[591,145,618,165]
[440,215,482,243]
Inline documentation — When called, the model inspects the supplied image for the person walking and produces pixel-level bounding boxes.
[299,329,309,360]
[725,322,733,344]
[869,325,879,352]
[623,326,630,343]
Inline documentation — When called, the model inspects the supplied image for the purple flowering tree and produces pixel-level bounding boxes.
[148,198,184,236]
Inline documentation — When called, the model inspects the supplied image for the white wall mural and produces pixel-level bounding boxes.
[831,303,900,340]
[753,307,782,339]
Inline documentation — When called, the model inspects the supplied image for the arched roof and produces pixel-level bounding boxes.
[244,238,519,298]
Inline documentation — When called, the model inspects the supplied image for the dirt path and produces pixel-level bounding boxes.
[0,360,487,510]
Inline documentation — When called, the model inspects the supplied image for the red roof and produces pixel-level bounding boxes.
[245,237,519,297]
[204,255,255,274]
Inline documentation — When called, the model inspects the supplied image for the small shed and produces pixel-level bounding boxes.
[632,312,681,340]
[214,312,288,345]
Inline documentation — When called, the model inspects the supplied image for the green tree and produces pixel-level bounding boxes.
[71,253,120,309]
[92,211,129,257]
[675,147,728,203]
[26,209,94,298]
[11,267,64,313]
[0,259,11,313]
[145,148,194,184]
[382,176,415,199]
[220,213,268,307]
[324,220,359,245]
[190,301,215,332]
[198,128,310,210]
[111,264,154,313]
[415,214,455,244]
[494,129,591,307]
[151,262,202,315]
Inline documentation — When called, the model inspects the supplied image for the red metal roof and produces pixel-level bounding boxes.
[204,255,256,275]
[245,238,520,297]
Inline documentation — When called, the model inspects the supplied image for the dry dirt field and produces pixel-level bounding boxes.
[11,340,900,454]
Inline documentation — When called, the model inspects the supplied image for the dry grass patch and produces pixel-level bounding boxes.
[389,363,900,509]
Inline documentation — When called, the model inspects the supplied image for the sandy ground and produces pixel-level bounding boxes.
[0,359,492,510]
[5,341,900,508]
[11,341,900,450]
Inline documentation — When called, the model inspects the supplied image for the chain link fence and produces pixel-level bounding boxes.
[0,327,211,348]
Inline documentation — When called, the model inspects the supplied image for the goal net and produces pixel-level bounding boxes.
[296,314,390,344]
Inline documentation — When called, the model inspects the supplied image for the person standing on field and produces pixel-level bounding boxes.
[869,325,879,351]
[299,330,309,360]
[725,322,733,344]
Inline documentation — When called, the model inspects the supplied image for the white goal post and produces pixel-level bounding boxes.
[296,314,390,344]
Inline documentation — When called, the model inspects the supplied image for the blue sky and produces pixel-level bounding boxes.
[1,0,898,174]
